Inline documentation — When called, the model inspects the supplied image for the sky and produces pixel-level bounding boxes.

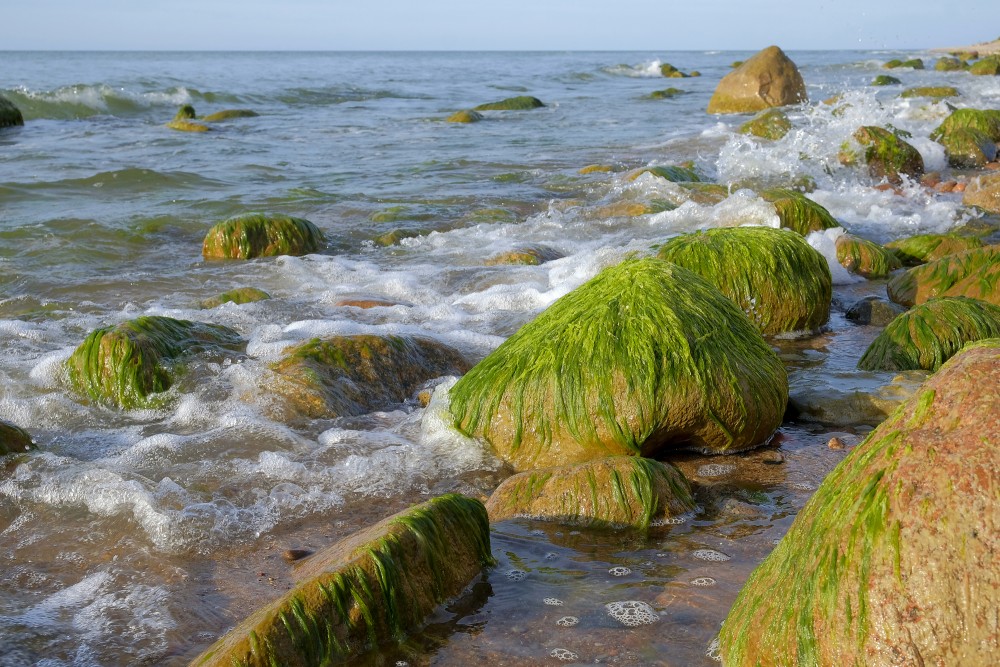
[1,0,996,51]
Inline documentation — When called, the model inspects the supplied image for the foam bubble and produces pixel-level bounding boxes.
[608,566,631,577]
[556,616,579,627]
[550,648,579,661]
[505,569,528,582]
[692,549,731,562]
[707,636,723,662]
[696,463,736,478]
[690,577,716,586]
[605,600,659,627]
[543,597,564,606]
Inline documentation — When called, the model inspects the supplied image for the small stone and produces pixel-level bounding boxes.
[761,451,785,464]
[827,437,846,450]
[417,390,433,407]
[282,549,313,563]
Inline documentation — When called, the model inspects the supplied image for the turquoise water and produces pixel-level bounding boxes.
[0,50,995,665]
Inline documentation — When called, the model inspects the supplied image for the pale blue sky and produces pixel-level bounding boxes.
[2,0,995,51]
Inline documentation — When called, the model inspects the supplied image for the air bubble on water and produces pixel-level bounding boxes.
[550,648,579,661]
[650,513,689,526]
[505,569,528,582]
[608,566,631,577]
[690,577,716,586]
[696,463,736,477]
[692,549,731,562]
[544,597,564,606]
[556,616,579,627]
[605,600,659,627]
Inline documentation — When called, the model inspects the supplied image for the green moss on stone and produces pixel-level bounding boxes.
[853,126,924,184]
[934,57,967,71]
[760,189,842,235]
[65,316,244,409]
[659,63,689,78]
[899,86,959,99]
[201,109,259,122]
[649,88,685,99]
[200,287,271,309]
[0,420,33,456]
[202,212,324,260]
[930,108,1000,142]
[446,109,483,123]
[473,96,544,111]
[936,127,998,168]
[969,55,1000,75]
[738,109,792,140]
[174,105,197,120]
[627,164,701,183]
[835,233,902,279]
[871,75,902,86]
[885,233,984,266]
[884,58,924,69]
[449,258,788,470]
[0,94,25,129]
[888,245,1000,307]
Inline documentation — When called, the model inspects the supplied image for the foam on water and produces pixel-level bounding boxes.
[806,228,865,286]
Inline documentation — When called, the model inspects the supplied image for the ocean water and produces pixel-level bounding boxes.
[0,50,996,666]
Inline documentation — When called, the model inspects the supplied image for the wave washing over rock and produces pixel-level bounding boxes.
[1,48,998,665]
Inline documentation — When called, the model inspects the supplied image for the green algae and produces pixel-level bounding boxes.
[930,108,1000,142]
[65,316,244,409]
[899,86,959,99]
[201,109,259,122]
[657,226,832,335]
[649,88,685,99]
[0,94,25,128]
[887,245,1000,307]
[969,55,1000,75]
[884,58,924,69]
[628,164,702,183]
[446,109,484,123]
[936,127,998,168]
[835,233,902,279]
[759,189,842,235]
[659,63,689,78]
[200,287,271,309]
[173,105,197,120]
[473,96,544,111]
[870,75,902,86]
[0,421,33,456]
[853,126,924,184]
[934,56,968,71]
[738,109,792,140]
[858,297,1000,371]
[485,245,562,266]
[202,212,324,260]
[884,233,984,266]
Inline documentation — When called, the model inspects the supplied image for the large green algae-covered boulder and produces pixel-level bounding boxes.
[200,287,271,309]
[969,55,1000,75]
[738,109,792,140]
[858,297,1000,371]
[485,456,696,528]
[853,126,924,184]
[66,316,244,409]
[963,172,1000,213]
[930,108,1000,142]
[937,127,998,168]
[934,56,967,71]
[887,245,1000,307]
[449,258,788,471]
[835,233,902,279]
[0,94,25,129]
[870,74,901,86]
[759,189,841,236]
[0,420,33,456]
[202,213,324,260]
[885,232,984,266]
[272,335,469,419]
[657,226,832,335]
[720,341,1000,667]
[899,86,959,99]
[473,96,544,111]
[707,46,807,114]
[190,493,493,667]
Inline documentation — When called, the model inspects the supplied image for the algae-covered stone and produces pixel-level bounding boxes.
[272,335,468,419]
[738,109,792,140]
[835,233,902,278]
[657,226,831,335]
[485,245,562,266]
[202,213,324,260]
[760,188,842,236]
[659,63,689,78]
[0,94,25,129]
[66,316,244,409]
[934,56,967,71]
[486,456,696,528]
[845,296,907,326]
[446,109,483,123]
[473,96,544,111]
[372,228,426,247]
[930,108,1000,142]
[937,127,998,168]
[649,88,685,99]
[190,493,493,667]
[167,104,209,132]
[870,75,901,86]
[858,297,1000,371]
[627,164,701,183]
[884,232,984,266]
[707,46,807,114]
[969,55,1000,75]
[449,258,788,470]
[887,245,1000,307]
[853,125,924,184]
[201,109,259,122]
[0,420,33,456]
[884,57,924,69]
[899,86,959,99]
[720,341,1000,667]
[963,172,1000,213]
[200,287,271,309]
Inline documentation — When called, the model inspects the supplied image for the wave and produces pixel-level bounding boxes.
[276,85,431,106]
[2,84,245,120]
[0,168,227,201]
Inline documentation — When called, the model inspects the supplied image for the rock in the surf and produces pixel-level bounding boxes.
[934,56,967,71]
[202,212,324,259]
[485,245,562,266]
[0,420,33,456]
[969,55,1000,75]
[870,75,901,86]
[852,126,924,184]
[201,109,259,122]
[759,189,842,236]
[200,287,271,309]
[883,58,924,69]
[0,94,24,128]
[899,86,959,99]
[963,172,1000,214]
[930,108,1000,142]
[835,233,902,279]
[738,109,792,140]
[446,109,484,123]
[707,46,807,114]
[884,233,984,266]
[473,96,544,111]
[845,296,907,327]
[166,105,210,132]
[887,245,1000,307]
[936,127,998,168]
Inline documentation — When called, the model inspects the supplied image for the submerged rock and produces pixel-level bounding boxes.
[200,287,271,309]
[845,296,907,326]
[272,335,468,419]
[870,75,901,86]
[649,88,686,99]
[202,212,324,259]
[899,86,959,99]
[835,233,902,278]
[760,189,842,236]
[657,226,832,335]
[707,46,807,114]
[884,232,983,266]
[887,245,1000,307]
[0,94,24,128]
[937,127,998,168]
[787,371,925,427]
[473,96,544,111]
[166,105,210,132]
[201,109,259,122]
[738,109,792,140]
[65,316,244,409]
[721,341,1000,666]
[0,420,33,456]
[446,109,484,123]
[853,126,924,184]
[659,63,690,78]
[858,297,1000,371]
[485,245,562,266]
[486,456,696,528]
[930,108,1000,142]
[190,494,493,667]
[449,258,788,470]
[963,172,1000,213]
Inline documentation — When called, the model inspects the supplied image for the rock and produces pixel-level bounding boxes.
[845,296,907,326]
[0,420,33,455]
[738,109,792,140]
[334,297,403,309]
[659,63,689,78]
[720,341,1000,667]
[853,126,924,184]
[272,335,468,419]
[65,316,244,409]
[707,46,807,114]
[449,258,788,470]
[883,58,924,69]
[202,213,324,259]
[201,109,259,122]
[485,245,562,266]
[190,494,493,667]
[858,297,1000,371]
[473,96,545,111]
[649,88,686,99]
[899,86,959,99]
[788,371,926,426]
[485,456,696,528]
[834,233,902,278]
[657,226,832,335]
[934,56,968,71]
[166,105,209,132]
[446,109,483,123]
[884,233,984,266]
[760,189,842,236]
[963,172,1000,213]
[936,127,998,168]
[627,164,702,182]
[969,55,1000,75]
[826,436,845,450]
[200,287,271,309]
[888,245,1000,306]
[578,164,614,174]
[372,228,426,247]
[930,108,1000,142]
[0,94,25,128]
[870,75,901,86]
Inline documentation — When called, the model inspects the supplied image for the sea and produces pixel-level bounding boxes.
[0,50,996,666]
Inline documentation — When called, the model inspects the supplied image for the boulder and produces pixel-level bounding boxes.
[659,63,690,78]
[787,370,925,426]
[200,287,271,309]
[627,164,702,183]
[167,105,209,132]
[936,127,998,168]
[649,88,686,100]
[473,96,544,111]
[858,297,1000,371]
[485,456,696,528]
[707,46,807,114]
[934,56,967,71]
[845,296,907,326]
[887,245,1000,307]
[657,226,832,335]
[884,233,984,266]
[870,75,901,86]
[201,109,259,122]
[738,109,792,140]
[969,55,1000,75]
[835,233,902,278]
[449,258,788,470]
[65,316,244,409]
[272,335,468,419]
[202,213,324,259]
[0,420,33,456]
[883,58,924,69]
[485,245,562,266]
[963,172,1000,213]
[760,189,842,236]
[189,494,493,667]
[853,126,924,184]
[720,341,1000,667]
[930,108,1000,142]
[899,86,959,99]
[446,110,483,123]
[0,94,24,128]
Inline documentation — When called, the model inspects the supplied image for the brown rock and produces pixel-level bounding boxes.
[707,46,807,114]
[963,172,1000,212]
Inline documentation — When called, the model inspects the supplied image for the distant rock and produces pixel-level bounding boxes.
[202,212,324,259]
[649,87,686,99]
[200,287,271,309]
[969,55,1000,75]
[934,56,968,71]
[473,96,545,111]
[899,86,959,99]
[446,109,484,123]
[0,420,33,456]
[707,46,807,114]
[659,63,691,78]
[870,75,902,86]
[883,57,924,69]
[0,94,24,128]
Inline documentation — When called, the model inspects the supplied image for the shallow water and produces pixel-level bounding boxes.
[1,49,998,666]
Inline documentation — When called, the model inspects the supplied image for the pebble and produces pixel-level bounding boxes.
[827,437,846,450]
[761,451,784,465]
[282,548,313,563]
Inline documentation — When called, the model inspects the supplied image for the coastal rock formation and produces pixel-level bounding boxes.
[0,94,24,128]
[485,245,562,266]
[884,232,983,266]
[656,226,832,335]
[0,420,33,455]
[887,245,1000,307]
[760,189,842,236]
[473,96,544,111]
[707,46,807,114]
[272,335,468,419]
[937,127,997,168]
[853,126,924,184]
[446,109,483,123]
[835,233,902,279]
[858,297,1000,371]
[963,172,1000,213]
[485,456,696,528]
[199,287,271,309]
[66,316,244,409]
[448,258,788,470]
[202,213,324,259]
[189,494,493,667]
[738,109,792,140]
[720,341,1000,667]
